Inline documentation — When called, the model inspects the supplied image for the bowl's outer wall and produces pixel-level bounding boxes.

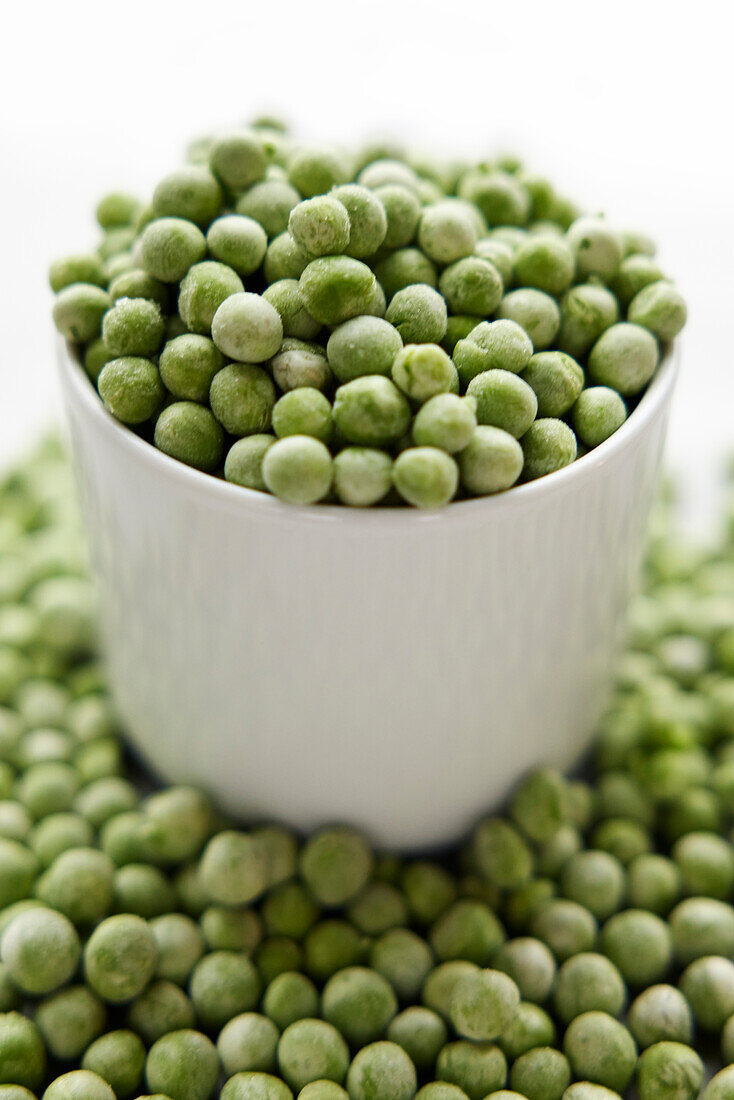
[59,348,675,849]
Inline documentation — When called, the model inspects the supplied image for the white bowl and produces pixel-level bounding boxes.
[58,341,677,850]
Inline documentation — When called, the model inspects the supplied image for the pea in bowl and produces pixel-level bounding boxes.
[57,338,677,849]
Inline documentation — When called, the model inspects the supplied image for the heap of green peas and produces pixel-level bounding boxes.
[5,442,734,1097]
[49,119,687,508]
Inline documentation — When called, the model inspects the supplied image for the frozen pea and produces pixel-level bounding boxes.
[98,357,164,425]
[679,954,734,1031]
[300,828,372,906]
[611,254,664,309]
[272,389,332,444]
[221,1072,293,1100]
[154,403,224,473]
[601,910,672,988]
[210,365,276,438]
[458,168,529,226]
[392,448,458,508]
[271,340,332,393]
[359,158,419,192]
[422,961,479,1020]
[262,437,333,505]
[35,985,106,1060]
[562,1088,621,1100]
[144,1029,219,1100]
[492,938,556,1004]
[0,1012,45,1090]
[472,817,533,889]
[414,1088,466,1100]
[102,297,164,357]
[513,236,575,296]
[207,215,268,277]
[199,831,268,906]
[705,1068,734,1100]
[331,184,387,258]
[209,131,267,190]
[108,269,167,309]
[429,900,505,965]
[139,786,213,865]
[288,197,350,258]
[368,928,433,1001]
[139,218,207,283]
[672,830,734,898]
[592,818,651,865]
[178,262,244,335]
[347,882,407,935]
[386,285,448,345]
[439,257,503,316]
[629,280,687,341]
[237,179,302,238]
[1,907,80,994]
[127,980,195,1043]
[510,1048,572,1100]
[373,249,437,300]
[567,218,623,281]
[42,1071,115,1100]
[333,377,410,446]
[200,906,261,953]
[563,1012,637,1093]
[333,448,392,507]
[263,972,319,1031]
[387,1006,446,1070]
[28,811,92,867]
[299,257,377,326]
[435,1041,507,1100]
[454,319,534,386]
[636,1042,703,1100]
[113,863,177,917]
[413,394,476,453]
[670,898,734,963]
[152,166,221,228]
[82,1030,146,1099]
[99,810,146,866]
[218,1013,280,1076]
[287,147,348,198]
[261,881,318,940]
[536,825,582,878]
[303,921,364,982]
[497,289,560,351]
[521,352,584,418]
[418,202,477,265]
[588,322,659,395]
[322,966,398,1046]
[0,802,31,842]
[277,1020,349,1091]
[75,777,138,829]
[84,914,157,1003]
[557,284,619,359]
[458,426,523,495]
[0,837,37,908]
[467,369,537,438]
[530,899,597,962]
[255,941,300,990]
[263,280,320,341]
[572,388,627,448]
[149,913,204,986]
[392,345,458,403]
[560,850,626,921]
[627,984,693,1048]
[53,284,111,343]
[450,968,519,1041]
[225,437,276,492]
[521,419,577,481]
[553,953,627,1023]
[346,1041,416,1100]
[475,238,514,285]
[372,185,421,249]
[211,293,283,363]
[500,1002,555,1060]
[265,234,311,283]
[327,317,402,383]
[49,253,106,293]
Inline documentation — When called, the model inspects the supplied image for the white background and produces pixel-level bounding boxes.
[1,0,731,529]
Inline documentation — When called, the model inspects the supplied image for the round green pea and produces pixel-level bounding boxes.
[299,258,377,327]
[277,1020,349,1091]
[207,215,268,277]
[225,437,276,492]
[98,358,164,425]
[139,218,207,283]
[392,448,459,508]
[521,419,577,481]
[262,437,333,505]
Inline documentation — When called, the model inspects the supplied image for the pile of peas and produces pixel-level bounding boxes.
[50,119,687,508]
[5,442,734,1097]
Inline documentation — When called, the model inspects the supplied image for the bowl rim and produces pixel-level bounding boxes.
[58,335,678,528]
